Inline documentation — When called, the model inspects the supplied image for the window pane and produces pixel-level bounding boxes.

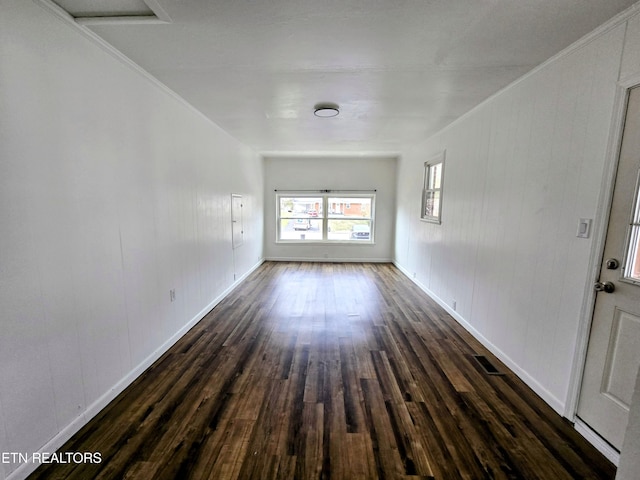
[624,181,640,281]
[279,197,322,217]
[426,162,442,190]
[328,197,371,218]
[328,219,371,241]
[423,190,440,219]
[279,218,323,241]
[626,226,640,281]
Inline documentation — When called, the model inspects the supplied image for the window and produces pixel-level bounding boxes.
[277,193,375,243]
[624,174,640,283]
[421,151,445,223]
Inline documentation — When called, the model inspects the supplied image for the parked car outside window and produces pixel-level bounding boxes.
[294,218,312,230]
[351,224,370,239]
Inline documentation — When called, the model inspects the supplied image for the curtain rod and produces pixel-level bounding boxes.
[274,189,377,193]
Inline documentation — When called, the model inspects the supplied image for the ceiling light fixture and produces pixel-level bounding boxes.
[314,103,339,117]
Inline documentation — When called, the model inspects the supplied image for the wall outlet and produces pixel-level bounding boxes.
[169,289,176,302]
[452,300,457,311]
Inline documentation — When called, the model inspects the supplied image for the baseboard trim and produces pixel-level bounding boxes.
[394,261,624,466]
[7,259,264,480]
[393,261,565,415]
[265,256,393,263]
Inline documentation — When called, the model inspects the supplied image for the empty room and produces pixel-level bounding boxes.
[3,0,640,479]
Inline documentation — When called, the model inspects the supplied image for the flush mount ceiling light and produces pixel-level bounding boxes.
[314,103,339,118]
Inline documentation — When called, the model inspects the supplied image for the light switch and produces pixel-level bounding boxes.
[577,218,592,238]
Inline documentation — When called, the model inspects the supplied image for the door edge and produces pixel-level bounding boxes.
[575,417,621,465]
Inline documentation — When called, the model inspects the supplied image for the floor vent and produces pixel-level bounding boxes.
[473,355,504,376]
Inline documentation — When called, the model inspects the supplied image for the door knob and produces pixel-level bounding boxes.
[594,281,615,293]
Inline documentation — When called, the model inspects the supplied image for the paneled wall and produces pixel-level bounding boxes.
[395,22,628,413]
[0,2,263,479]
[263,156,397,262]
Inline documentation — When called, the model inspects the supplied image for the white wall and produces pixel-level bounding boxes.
[0,2,263,479]
[395,20,628,414]
[264,156,397,262]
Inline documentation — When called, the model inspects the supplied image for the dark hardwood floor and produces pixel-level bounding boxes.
[31,262,615,479]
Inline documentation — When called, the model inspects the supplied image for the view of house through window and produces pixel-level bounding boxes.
[277,193,375,243]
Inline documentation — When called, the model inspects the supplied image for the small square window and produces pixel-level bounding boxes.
[421,151,445,223]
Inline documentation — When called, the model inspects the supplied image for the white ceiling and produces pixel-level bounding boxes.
[67,0,638,154]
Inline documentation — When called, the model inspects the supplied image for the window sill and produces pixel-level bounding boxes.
[275,240,375,246]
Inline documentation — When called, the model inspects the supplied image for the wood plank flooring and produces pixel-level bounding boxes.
[30,262,615,479]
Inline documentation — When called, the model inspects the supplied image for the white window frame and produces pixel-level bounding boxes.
[276,192,375,244]
[421,151,445,224]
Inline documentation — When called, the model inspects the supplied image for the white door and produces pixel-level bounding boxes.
[577,86,640,451]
